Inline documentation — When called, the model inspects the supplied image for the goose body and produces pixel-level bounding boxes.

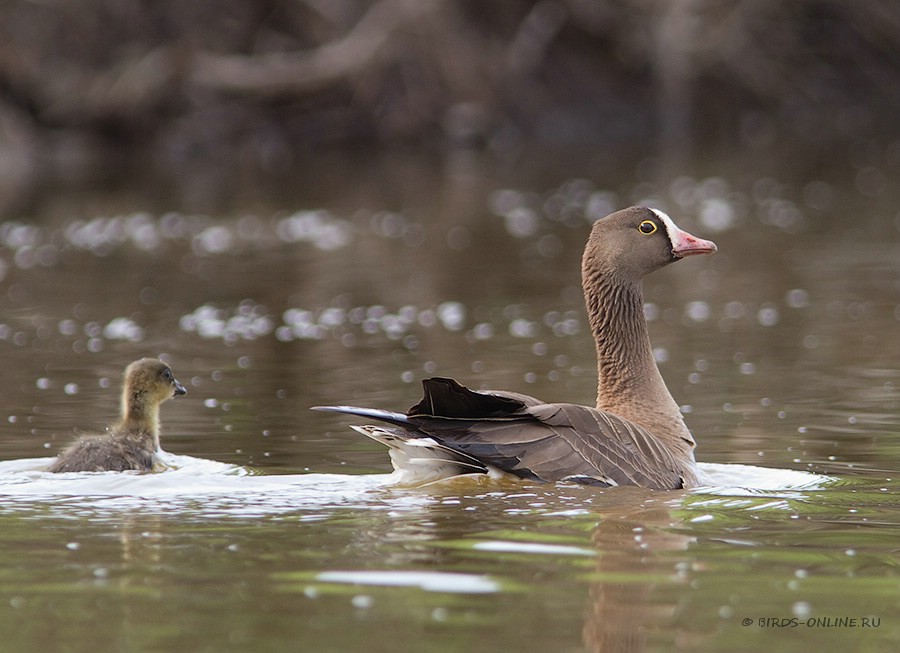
[315,207,716,490]
[47,358,186,473]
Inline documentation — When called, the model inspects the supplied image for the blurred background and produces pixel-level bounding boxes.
[2,0,900,217]
[0,0,898,468]
[2,5,900,652]
[1,0,899,457]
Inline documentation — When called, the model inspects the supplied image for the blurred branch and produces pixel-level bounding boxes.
[40,47,182,122]
[0,0,898,188]
[191,0,438,96]
[505,1,568,74]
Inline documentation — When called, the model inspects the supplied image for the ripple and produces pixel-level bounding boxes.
[0,454,390,518]
[313,570,501,594]
[472,540,595,557]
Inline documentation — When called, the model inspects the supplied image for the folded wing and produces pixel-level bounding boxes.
[314,377,697,490]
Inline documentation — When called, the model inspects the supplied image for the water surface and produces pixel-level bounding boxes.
[0,149,898,651]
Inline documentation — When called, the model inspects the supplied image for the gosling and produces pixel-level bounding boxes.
[47,358,187,473]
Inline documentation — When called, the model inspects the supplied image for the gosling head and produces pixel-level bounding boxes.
[122,358,186,414]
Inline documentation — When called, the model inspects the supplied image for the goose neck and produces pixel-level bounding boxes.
[583,273,692,446]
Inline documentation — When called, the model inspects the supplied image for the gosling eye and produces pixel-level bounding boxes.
[638,220,658,235]
[162,368,173,381]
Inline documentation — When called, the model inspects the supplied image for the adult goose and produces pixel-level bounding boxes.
[48,358,187,473]
[315,206,716,489]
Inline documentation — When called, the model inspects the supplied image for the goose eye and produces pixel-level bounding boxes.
[162,369,172,381]
[638,220,657,235]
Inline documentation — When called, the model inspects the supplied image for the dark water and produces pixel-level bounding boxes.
[0,148,898,651]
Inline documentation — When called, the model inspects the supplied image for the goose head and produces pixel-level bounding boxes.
[583,206,717,282]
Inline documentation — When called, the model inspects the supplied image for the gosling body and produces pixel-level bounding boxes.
[47,358,186,473]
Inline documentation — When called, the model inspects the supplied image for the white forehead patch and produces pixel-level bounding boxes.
[649,208,679,239]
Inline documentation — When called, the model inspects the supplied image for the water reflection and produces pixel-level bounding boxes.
[0,449,896,651]
[582,491,693,653]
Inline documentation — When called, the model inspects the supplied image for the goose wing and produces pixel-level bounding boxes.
[314,377,697,490]
[419,401,694,489]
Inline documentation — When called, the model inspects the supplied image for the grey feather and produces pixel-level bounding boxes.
[317,378,698,490]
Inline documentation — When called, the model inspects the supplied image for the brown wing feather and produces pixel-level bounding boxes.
[529,404,694,488]
[321,377,699,490]
[413,404,692,489]
[407,388,697,489]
